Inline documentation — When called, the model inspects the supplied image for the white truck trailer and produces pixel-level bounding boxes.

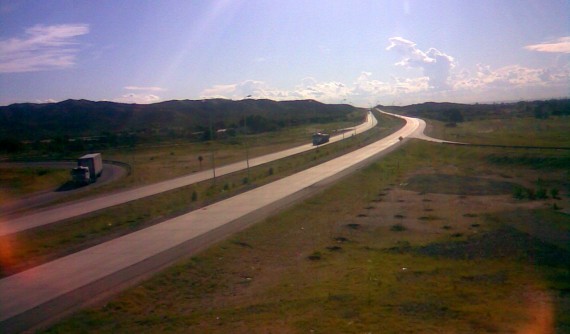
[71,153,103,184]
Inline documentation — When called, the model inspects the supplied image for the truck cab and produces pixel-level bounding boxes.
[312,132,330,146]
[71,166,90,185]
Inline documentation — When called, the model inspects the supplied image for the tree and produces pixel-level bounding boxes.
[444,109,464,123]
[0,137,24,153]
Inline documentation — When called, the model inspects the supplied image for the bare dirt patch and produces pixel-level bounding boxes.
[345,170,563,257]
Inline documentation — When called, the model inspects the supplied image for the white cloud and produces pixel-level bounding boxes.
[124,86,166,92]
[113,93,161,104]
[453,64,569,90]
[201,73,425,106]
[386,37,455,90]
[201,79,354,103]
[201,61,568,107]
[525,37,570,54]
[199,35,569,106]
[0,24,89,73]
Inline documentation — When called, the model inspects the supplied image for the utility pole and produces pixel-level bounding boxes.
[209,108,216,183]
[244,113,250,181]
[243,96,252,182]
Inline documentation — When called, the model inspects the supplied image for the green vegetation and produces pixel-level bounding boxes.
[0,167,69,205]
[426,116,570,146]
[0,113,374,209]
[379,98,570,147]
[3,101,567,332]
[42,140,570,333]
[380,99,570,123]
[406,174,516,196]
[0,112,404,277]
[0,98,362,149]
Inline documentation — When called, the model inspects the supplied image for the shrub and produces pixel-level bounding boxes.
[191,190,198,202]
[536,187,548,199]
[308,251,322,261]
[390,224,407,232]
[550,188,560,199]
[512,186,526,200]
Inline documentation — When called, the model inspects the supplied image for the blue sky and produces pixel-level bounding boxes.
[0,0,568,106]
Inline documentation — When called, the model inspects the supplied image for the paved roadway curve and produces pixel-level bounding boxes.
[0,111,423,333]
[0,112,376,237]
[0,162,127,216]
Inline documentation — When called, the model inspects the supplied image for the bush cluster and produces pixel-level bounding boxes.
[513,186,559,200]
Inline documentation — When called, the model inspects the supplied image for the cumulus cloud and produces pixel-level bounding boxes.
[201,61,568,107]
[0,24,89,73]
[200,34,569,106]
[453,63,569,91]
[201,79,354,103]
[525,36,570,54]
[201,72,430,106]
[386,37,455,90]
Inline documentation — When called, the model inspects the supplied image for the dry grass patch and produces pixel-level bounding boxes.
[42,141,570,333]
[0,167,69,205]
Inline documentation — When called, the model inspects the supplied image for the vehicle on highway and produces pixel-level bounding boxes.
[71,153,103,185]
[312,132,330,146]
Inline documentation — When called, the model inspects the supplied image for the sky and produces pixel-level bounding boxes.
[0,0,568,107]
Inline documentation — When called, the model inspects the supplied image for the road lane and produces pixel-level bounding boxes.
[0,112,376,236]
[0,111,416,333]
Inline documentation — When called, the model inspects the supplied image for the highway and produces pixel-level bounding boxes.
[0,111,423,333]
[0,112,376,237]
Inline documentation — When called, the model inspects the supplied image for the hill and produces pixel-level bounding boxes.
[377,99,570,123]
[0,99,360,141]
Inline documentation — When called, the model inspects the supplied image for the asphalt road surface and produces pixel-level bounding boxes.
[0,112,377,237]
[0,111,422,333]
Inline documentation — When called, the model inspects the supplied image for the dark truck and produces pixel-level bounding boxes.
[312,132,330,146]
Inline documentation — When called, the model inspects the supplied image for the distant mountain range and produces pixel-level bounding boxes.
[0,99,359,140]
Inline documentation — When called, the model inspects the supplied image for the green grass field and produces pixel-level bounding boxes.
[40,140,570,333]
[426,116,570,147]
[0,167,69,205]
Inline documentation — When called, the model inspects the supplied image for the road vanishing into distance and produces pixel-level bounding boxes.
[0,112,377,237]
[0,111,439,333]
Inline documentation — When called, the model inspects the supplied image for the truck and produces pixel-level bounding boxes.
[71,153,103,185]
[312,132,330,146]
